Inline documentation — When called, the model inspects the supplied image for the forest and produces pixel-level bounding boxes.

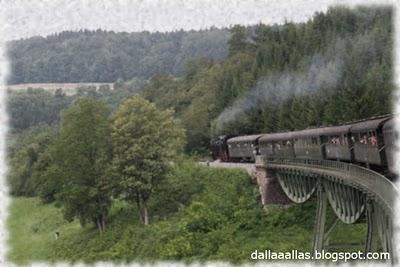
[8,6,393,152]
[7,28,229,84]
[6,6,393,263]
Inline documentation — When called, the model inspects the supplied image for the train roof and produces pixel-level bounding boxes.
[227,134,262,143]
[350,115,393,132]
[383,118,395,130]
[259,132,293,142]
[225,115,395,143]
[309,125,352,136]
[292,128,326,138]
[260,125,353,141]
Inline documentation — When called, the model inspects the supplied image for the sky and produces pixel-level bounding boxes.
[0,0,356,41]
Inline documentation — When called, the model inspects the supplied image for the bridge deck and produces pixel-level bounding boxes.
[264,160,398,213]
[201,161,256,176]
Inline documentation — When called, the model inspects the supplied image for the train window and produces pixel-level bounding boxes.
[368,131,377,146]
[342,134,348,145]
[357,131,377,146]
[330,135,340,144]
[244,143,247,147]
[359,132,370,145]
[311,137,318,145]
[297,139,304,146]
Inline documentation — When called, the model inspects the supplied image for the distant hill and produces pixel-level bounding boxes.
[7,28,230,84]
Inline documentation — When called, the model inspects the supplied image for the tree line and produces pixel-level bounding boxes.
[8,7,392,152]
[7,28,229,84]
[6,5,392,235]
[8,96,185,232]
[141,6,393,151]
[7,79,144,133]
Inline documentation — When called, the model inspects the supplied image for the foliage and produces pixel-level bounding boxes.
[111,96,185,224]
[7,81,143,133]
[5,5,389,263]
[7,163,366,264]
[7,126,57,197]
[8,28,229,84]
[141,6,393,151]
[7,7,393,152]
[7,88,71,133]
[50,98,113,232]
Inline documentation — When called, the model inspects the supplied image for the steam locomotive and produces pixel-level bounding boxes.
[211,115,397,177]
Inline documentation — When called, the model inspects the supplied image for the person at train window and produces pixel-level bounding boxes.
[360,135,368,144]
[369,135,377,146]
[331,136,339,144]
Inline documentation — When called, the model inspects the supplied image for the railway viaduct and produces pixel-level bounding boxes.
[207,156,399,262]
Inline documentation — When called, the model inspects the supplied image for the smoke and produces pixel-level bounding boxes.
[215,37,356,132]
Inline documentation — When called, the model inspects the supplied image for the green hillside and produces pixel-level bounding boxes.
[7,162,366,264]
[8,28,229,84]
[6,5,389,265]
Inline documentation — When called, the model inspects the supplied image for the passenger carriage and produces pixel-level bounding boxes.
[292,128,324,160]
[319,125,353,162]
[258,132,294,159]
[382,118,396,174]
[227,134,262,162]
[350,115,392,167]
[214,114,396,177]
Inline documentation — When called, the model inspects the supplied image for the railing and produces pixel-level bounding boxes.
[257,155,399,213]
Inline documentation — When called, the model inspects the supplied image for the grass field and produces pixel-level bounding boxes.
[7,198,81,264]
[5,83,114,95]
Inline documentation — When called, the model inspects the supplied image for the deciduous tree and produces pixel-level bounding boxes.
[51,98,112,233]
[111,96,185,225]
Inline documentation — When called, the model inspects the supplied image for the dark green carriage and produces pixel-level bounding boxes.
[259,132,294,159]
[350,116,392,166]
[320,125,353,161]
[227,134,262,161]
[293,129,324,160]
[383,118,396,174]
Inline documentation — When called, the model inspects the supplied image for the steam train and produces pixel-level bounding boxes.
[211,115,397,177]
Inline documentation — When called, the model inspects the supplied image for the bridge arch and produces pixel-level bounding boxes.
[258,156,398,261]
